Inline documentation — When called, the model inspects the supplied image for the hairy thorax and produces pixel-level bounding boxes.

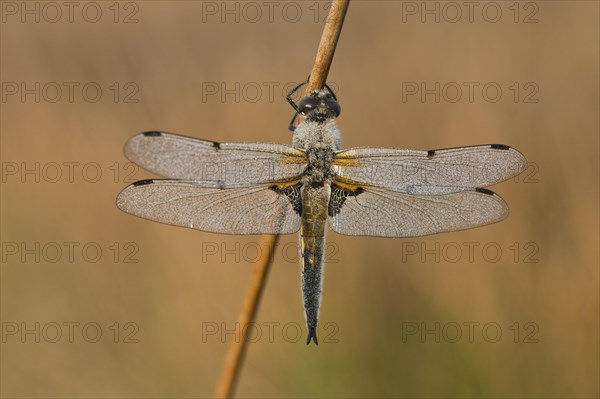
[293,119,340,187]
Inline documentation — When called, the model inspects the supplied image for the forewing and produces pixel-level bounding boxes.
[124,131,306,186]
[334,144,527,193]
[116,179,302,235]
[328,184,508,237]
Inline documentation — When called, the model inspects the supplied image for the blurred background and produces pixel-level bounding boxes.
[1,1,598,398]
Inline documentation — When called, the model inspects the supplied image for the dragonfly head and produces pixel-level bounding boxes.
[298,90,341,123]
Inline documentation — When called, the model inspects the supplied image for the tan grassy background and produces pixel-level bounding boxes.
[1,1,598,398]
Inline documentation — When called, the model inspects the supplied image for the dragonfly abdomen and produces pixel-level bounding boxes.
[300,184,330,345]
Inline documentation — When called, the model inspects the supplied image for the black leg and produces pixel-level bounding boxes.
[324,83,337,101]
[286,79,308,113]
[288,113,298,132]
[286,77,309,132]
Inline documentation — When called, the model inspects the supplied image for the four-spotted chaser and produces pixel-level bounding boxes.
[116,86,527,345]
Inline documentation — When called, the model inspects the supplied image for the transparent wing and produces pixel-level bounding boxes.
[116,179,302,235]
[124,131,306,186]
[334,144,527,193]
[328,184,508,237]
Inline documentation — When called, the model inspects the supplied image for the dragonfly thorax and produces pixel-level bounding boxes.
[292,119,341,151]
[303,144,336,187]
[293,117,340,187]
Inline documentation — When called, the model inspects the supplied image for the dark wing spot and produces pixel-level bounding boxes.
[132,179,155,186]
[490,144,511,150]
[427,150,436,158]
[143,131,163,137]
[329,184,364,217]
[270,183,303,215]
[475,187,495,196]
[212,141,221,150]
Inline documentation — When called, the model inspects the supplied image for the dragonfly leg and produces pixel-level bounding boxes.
[286,77,309,112]
[287,77,310,132]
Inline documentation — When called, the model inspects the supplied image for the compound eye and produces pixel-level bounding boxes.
[325,97,341,117]
[298,96,320,115]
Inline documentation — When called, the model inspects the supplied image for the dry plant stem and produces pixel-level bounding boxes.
[307,0,350,92]
[214,233,280,399]
[214,1,350,398]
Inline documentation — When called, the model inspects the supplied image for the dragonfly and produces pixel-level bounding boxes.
[116,83,527,345]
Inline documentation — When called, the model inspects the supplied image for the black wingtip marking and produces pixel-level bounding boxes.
[212,141,221,149]
[306,327,319,345]
[427,150,436,158]
[475,187,495,196]
[132,179,155,187]
[490,144,511,150]
[143,131,163,137]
